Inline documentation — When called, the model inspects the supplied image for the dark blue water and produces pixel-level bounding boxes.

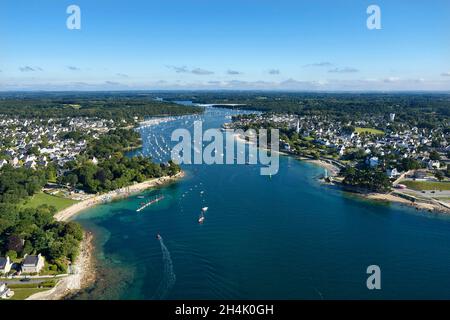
[74,107,450,299]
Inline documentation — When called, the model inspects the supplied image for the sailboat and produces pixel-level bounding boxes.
[198,207,208,224]
[198,211,205,224]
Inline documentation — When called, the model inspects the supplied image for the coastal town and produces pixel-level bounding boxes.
[0,98,186,300]
[0,92,450,300]
[228,111,450,212]
[0,116,112,172]
[3,0,450,306]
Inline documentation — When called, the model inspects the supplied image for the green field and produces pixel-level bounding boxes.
[8,288,50,300]
[355,127,385,135]
[401,180,450,191]
[21,192,78,212]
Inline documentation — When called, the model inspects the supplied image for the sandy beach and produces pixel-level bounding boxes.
[55,171,184,222]
[233,133,288,156]
[304,159,340,177]
[27,171,185,300]
[305,159,450,214]
[366,192,450,214]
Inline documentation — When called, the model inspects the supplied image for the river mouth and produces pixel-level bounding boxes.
[73,107,450,300]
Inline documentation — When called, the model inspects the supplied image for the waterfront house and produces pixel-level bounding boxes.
[281,142,291,151]
[21,254,45,274]
[0,283,14,299]
[413,170,427,180]
[427,160,440,169]
[0,256,13,274]
[386,168,400,178]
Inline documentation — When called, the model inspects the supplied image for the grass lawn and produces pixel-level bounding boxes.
[21,192,78,212]
[401,180,450,191]
[355,127,385,135]
[8,288,51,300]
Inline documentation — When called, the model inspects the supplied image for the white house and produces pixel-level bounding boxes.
[0,283,14,299]
[282,142,291,151]
[386,168,400,178]
[10,157,19,167]
[24,155,36,163]
[389,113,396,122]
[0,256,13,274]
[21,254,45,274]
[428,160,440,169]
[24,160,37,169]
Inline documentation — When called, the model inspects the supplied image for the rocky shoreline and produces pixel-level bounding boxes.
[26,232,95,300]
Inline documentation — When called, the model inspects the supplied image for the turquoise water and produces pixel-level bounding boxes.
[73,108,450,299]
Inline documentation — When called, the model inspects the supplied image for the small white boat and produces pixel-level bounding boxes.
[198,208,207,224]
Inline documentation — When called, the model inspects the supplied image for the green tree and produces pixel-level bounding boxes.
[6,250,17,260]
[429,150,441,161]
[434,170,444,181]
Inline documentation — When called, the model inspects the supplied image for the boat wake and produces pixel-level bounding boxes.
[153,237,176,299]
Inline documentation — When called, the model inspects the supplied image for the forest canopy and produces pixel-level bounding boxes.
[0,92,203,124]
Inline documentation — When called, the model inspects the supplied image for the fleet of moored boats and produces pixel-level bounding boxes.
[137,109,244,240]
[135,193,209,240]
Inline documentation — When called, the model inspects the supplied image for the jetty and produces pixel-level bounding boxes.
[136,195,165,212]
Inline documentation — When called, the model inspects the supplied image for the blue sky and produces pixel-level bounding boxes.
[1,0,449,91]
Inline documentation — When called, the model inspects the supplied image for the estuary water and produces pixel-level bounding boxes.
[73,107,450,299]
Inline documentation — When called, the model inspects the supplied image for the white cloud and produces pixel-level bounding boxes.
[383,77,400,83]
[227,69,242,75]
[303,62,333,67]
[166,65,214,75]
[2,77,450,91]
[191,68,214,75]
[328,67,359,73]
[166,65,189,73]
[19,66,37,72]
